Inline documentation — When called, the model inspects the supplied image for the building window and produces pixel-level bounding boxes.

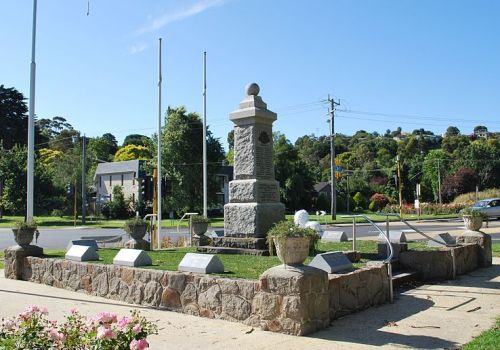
[133,172,136,185]
[99,176,102,188]
[109,175,112,186]
[132,193,135,203]
[121,174,124,186]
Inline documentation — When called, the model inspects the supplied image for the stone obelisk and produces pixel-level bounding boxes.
[223,83,285,248]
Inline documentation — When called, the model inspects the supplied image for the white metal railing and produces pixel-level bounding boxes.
[341,214,395,303]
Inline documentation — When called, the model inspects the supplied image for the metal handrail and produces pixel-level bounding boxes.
[341,214,394,302]
[374,212,458,247]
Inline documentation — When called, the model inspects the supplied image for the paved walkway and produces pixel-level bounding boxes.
[0,260,499,349]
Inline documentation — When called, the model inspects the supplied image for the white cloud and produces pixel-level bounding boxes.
[137,0,226,34]
[129,43,148,54]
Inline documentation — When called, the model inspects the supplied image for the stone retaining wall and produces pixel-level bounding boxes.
[399,244,478,280]
[328,264,390,320]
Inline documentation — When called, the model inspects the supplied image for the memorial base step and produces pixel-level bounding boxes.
[210,237,268,250]
[197,246,269,256]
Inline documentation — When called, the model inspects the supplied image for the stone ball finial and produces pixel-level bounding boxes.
[245,83,260,96]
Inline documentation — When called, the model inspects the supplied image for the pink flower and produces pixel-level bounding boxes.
[132,323,142,334]
[96,326,116,339]
[2,319,15,331]
[117,316,132,329]
[95,311,117,324]
[70,308,78,314]
[130,338,149,350]
[48,328,65,342]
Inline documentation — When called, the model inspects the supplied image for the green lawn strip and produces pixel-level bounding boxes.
[492,243,500,258]
[0,212,458,228]
[0,251,4,269]
[462,316,500,350]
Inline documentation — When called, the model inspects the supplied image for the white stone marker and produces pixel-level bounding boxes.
[178,253,224,274]
[378,231,407,243]
[309,251,353,273]
[427,232,456,247]
[321,231,348,242]
[207,230,225,238]
[113,249,152,267]
[66,239,99,251]
[65,245,99,262]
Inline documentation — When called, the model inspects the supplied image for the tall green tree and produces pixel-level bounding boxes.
[161,106,225,214]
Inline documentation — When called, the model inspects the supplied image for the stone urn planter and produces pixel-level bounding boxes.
[268,221,319,266]
[273,236,311,265]
[13,228,36,246]
[462,215,483,231]
[460,208,486,232]
[191,215,210,236]
[123,218,150,250]
[12,221,39,246]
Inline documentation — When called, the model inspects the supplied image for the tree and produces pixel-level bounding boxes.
[444,126,460,137]
[0,85,47,149]
[123,134,150,147]
[273,133,315,211]
[161,106,225,213]
[114,144,151,161]
[101,185,130,219]
[473,125,488,134]
[441,167,479,202]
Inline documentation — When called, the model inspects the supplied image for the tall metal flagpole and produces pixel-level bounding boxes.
[157,38,162,249]
[27,0,38,222]
[202,52,207,217]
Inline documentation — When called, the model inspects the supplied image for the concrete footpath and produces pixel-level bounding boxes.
[0,260,499,350]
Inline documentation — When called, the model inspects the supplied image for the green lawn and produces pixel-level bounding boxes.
[462,317,500,350]
[0,212,458,229]
[0,240,437,279]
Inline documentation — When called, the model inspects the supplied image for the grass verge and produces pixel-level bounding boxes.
[462,316,500,350]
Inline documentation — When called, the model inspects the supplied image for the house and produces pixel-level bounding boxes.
[93,160,146,204]
[314,181,331,197]
[93,160,233,210]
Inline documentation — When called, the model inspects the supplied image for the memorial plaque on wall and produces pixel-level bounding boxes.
[65,245,99,262]
[321,231,348,243]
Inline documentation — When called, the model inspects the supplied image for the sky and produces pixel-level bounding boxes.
[1,0,500,151]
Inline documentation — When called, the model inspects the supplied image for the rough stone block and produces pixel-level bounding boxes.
[4,245,43,280]
[178,253,224,274]
[113,249,152,267]
[309,252,353,273]
[378,231,407,243]
[427,232,456,247]
[224,202,285,237]
[65,245,99,262]
[229,179,280,203]
[124,239,151,251]
[456,231,492,267]
[378,243,408,259]
[321,231,348,242]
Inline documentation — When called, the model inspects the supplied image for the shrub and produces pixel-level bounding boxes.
[352,192,367,209]
[0,306,158,350]
[191,215,209,223]
[123,217,149,234]
[370,193,389,211]
[368,201,377,212]
[102,186,130,219]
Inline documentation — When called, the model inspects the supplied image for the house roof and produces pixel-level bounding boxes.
[94,160,145,180]
[314,181,330,193]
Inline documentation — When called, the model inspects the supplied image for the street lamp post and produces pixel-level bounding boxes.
[26,0,38,222]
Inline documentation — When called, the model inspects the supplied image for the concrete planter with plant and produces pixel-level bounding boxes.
[12,221,39,246]
[267,221,319,265]
[191,215,210,236]
[460,208,487,231]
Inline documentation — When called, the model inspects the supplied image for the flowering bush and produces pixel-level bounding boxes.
[383,202,465,215]
[0,306,158,350]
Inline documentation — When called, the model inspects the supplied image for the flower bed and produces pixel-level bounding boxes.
[0,305,157,350]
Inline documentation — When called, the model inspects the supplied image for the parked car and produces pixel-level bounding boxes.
[471,198,500,219]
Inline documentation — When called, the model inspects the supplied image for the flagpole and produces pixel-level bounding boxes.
[157,38,162,250]
[27,0,38,222]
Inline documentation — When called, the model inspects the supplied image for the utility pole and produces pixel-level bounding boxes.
[437,158,442,204]
[328,95,340,220]
[27,0,38,222]
[202,51,207,217]
[81,134,86,224]
[397,155,403,218]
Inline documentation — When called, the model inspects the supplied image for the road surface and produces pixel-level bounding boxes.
[1,219,498,249]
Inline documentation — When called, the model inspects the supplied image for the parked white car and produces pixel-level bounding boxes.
[471,198,500,219]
